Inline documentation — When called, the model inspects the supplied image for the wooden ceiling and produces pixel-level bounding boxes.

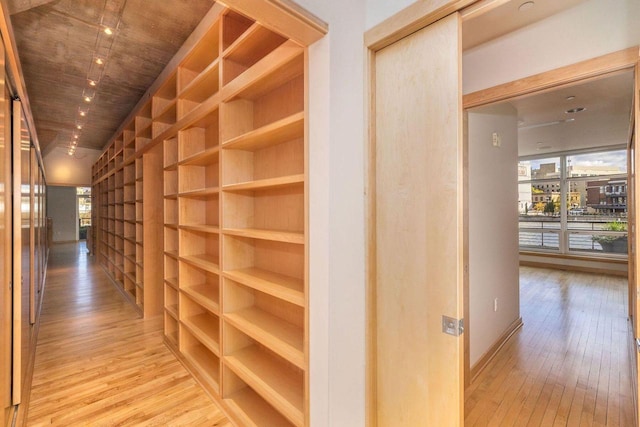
[7,0,216,153]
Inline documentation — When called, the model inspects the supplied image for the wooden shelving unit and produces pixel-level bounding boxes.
[92,3,325,426]
[91,105,160,316]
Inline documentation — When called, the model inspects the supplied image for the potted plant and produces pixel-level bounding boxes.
[593,221,628,253]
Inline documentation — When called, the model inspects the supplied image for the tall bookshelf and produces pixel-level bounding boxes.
[92,2,325,426]
[91,99,161,316]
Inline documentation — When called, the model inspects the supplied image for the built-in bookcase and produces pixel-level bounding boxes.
[92,3,325,426]
[91,102,161,316]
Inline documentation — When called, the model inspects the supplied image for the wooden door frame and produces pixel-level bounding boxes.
[462,45,639,416]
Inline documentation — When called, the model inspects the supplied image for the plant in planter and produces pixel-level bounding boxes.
[592,221,628,253]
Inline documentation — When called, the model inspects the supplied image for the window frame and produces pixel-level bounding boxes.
[518,145,628,258]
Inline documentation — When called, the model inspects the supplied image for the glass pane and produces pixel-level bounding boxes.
[76,186,91,195]
[568,231,628,254]
[567,176,627,229]
[566,150,627,177]
[519,231,559,250]
[523,157,561,180]
[519,180,561,226]
[78,195,92,228]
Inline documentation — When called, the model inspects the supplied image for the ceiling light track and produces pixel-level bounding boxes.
[67,0,127,155]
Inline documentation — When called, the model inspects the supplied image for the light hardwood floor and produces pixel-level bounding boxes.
[465,266,635,426]
[26,242,231,426]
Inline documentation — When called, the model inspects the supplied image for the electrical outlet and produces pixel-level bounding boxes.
[494,298,498,312]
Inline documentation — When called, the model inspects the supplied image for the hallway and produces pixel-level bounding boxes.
[465,267,635,426]
[26,242,230,426]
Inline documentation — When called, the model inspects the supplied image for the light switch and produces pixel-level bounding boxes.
[492,132,501,147]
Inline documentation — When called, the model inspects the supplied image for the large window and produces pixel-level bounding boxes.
[518,148,627,256]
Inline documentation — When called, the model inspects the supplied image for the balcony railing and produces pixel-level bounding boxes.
[519,215,627,256]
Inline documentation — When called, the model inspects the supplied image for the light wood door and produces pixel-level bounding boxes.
[0,44,12,425]
[372,12,464,426]
[11,100,22,406]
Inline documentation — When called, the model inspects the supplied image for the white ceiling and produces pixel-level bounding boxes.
[462,0,587,50]
[463,0,634,157]
[511,70,634,156]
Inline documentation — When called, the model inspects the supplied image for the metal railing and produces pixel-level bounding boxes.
[518,216,627,255]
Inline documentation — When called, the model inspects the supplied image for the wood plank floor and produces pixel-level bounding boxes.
[465,267,635,426]
[26,242,231,426]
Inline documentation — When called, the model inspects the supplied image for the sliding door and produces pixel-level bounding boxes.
[372,12,464,426]
[11,100,33,406]
[0,41,11,424]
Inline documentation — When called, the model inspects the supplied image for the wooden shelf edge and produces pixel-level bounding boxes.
[222,22,262,59]
[223,174,304,192]
[223,387,296,427]
[179,58,220,100]
[223,228,304,244]
[182,284,220,314]
[181,314,221,356]
[179,224,221,234]
[178,187,220,198]
[223,268,304,306]
[221,40,303,101]
[180,255,221,274]
[221,0,327,47]
[224,346,304,426]
[224,308,304,369]
[179,146,220,166]
[182,346,220,393]
[222,112,303,151]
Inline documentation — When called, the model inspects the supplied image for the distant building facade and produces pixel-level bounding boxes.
[586,178,627,214]
[518,163,532,213]
[521,161,625,213]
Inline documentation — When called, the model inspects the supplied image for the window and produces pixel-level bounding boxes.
[77,187,91,231]
[518,149,627,256]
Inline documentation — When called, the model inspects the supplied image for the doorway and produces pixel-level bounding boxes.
[464,68,636,425]
[77,187,91,240]
[365,1,639,424]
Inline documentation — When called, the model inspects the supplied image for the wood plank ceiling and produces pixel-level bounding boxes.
[7,0,215,153]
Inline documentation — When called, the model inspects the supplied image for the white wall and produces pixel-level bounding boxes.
[44,147,101,186]
[289,1,368,426]
[468,104,520,366]
[365,0,415,29]
[463,0,640,94]
[47,186,78,242]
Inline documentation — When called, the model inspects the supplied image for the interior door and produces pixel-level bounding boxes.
[372,12,464,426]
[0,42,12,424]
[11,100,32,406]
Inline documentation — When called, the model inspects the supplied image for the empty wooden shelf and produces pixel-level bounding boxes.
[91,3,326,425]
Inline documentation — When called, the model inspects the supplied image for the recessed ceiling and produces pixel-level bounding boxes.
[7,0,216,154]
[462,0,587,50]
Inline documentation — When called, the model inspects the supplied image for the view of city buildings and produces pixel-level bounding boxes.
[518,151,628,255]
[518,161,626,215]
